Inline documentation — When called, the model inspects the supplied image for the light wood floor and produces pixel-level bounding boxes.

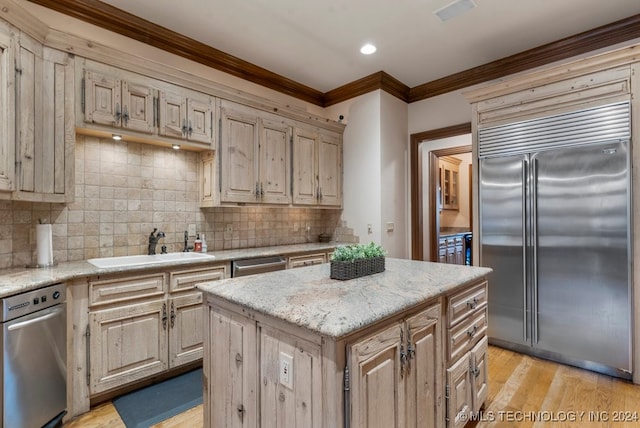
[64,345,640,428]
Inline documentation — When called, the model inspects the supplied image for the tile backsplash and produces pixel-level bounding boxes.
[0,135,342,269]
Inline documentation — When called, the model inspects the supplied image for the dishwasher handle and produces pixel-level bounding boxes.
[7,306,65,331]
[232,256,287,277]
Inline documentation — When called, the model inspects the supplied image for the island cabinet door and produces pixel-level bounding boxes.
[88,299,168,394]
[206,308,257,428]
[349,322,405,428]
[259,326,323,428]
[405,304,443,428]
[446,353,473,428]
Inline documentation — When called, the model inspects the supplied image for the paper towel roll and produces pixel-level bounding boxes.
[36,224,53,267]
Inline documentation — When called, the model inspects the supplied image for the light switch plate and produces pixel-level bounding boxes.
[386,222,395,232]
[188,224,196,237]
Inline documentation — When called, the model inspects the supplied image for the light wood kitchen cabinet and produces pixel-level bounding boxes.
[292,127,342,207]
[86,264,227,395]
[199,150,217,207]
[445,281,488,427]
[439,235,465,266]
[14,34,75,202]
[84,70,155,135]
[439,156,461,211]
[219,100,291,205]
[0,24,14,194]
[158,89,214,144]
[287,252,327,268]
[350,303,442,428]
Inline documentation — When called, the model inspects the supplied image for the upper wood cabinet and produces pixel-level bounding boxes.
[439,156,461,211]
[158,89,214,144]
[14,33,75,203]
[0,24,14,194]
[84,70,155,134]
[219,99,291,205]
[292,126,342,207]
[80,59,216,150]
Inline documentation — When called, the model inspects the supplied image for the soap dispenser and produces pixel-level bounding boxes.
[194,234,202,252]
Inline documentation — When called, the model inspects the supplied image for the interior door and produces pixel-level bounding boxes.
[479,154,528,347]
[533,140,630,373]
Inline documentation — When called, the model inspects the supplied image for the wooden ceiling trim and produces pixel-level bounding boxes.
[27,0,326,106]
[25,1,640,106]
[323,71,410,106]
[408,13,640,103]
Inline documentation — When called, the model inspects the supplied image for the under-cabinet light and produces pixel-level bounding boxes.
[172,144,181,150]
[112,134,122,141]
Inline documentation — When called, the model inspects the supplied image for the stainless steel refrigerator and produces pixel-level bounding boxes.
[478,102,632,379]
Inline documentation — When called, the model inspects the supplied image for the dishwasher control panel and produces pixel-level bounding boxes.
[1,283,65,322]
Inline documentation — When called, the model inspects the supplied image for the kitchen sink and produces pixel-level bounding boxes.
[87,252,216,268]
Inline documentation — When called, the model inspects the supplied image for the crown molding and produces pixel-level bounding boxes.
[24,0,640,106]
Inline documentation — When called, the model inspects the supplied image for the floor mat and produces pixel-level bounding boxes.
[112,368,202,428]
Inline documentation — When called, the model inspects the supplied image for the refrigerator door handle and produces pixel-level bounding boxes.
[522,158,528,342]
[532,157,539,344]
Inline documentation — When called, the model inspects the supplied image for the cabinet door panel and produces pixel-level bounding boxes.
[292,129,317,205]
[208,308,257,428]
[259,119,291,204]
[0,31,13,192]
[318,133,341,206]
[169,293,204,367]
[17,40,40,194]
[159,91,187,139]
[85,70,121,127]
[470,336,488,413]
[220,106,258,203]
[187,97,213,143]
[446,353,472,428]
[350,322,403,428]
[406,304,442,428]
[89,300,167,394]
[122,80,154,134]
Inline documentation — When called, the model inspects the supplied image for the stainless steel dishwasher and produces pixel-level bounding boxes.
[232,255,287,277]
[1,283,67,428]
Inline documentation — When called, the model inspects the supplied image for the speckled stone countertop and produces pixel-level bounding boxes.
[0,242,337,299]
[197,258,492,339]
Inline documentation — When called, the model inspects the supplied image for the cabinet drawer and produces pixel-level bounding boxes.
[89,273,166,307]
[169,265,227,293]
[288,253,327,269]
[448,281,487,327]
[449,306,488,362]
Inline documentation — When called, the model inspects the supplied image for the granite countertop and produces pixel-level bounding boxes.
[197,258,492,339]
[0,242,337,299]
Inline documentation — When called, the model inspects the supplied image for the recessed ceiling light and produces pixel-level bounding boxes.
[112,134,122,141]
[360,44,377,55]
[434,0,476,22]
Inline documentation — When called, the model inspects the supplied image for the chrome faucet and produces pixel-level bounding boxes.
[148,228,166,255]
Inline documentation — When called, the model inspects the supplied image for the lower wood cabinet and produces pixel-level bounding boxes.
[445,282,489,428]
[287,252,327,269]
[350,303,442,428]
[86,263,227,396]
[204,296,444,428]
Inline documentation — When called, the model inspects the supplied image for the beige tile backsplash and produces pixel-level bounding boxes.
[0,135,342,269]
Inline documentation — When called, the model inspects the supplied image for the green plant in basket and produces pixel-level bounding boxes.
[331,242,386,262]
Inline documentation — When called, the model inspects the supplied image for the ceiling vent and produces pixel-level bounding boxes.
[434,0,477,22]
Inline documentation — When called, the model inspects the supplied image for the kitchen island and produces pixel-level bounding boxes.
[197,258,491,428]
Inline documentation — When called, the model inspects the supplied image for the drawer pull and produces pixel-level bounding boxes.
[466,297,479,309]
[467,325,478,337]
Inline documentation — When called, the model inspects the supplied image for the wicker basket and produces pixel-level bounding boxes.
[330,256,385,280]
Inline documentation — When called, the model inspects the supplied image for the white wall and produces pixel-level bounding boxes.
[340,91,382,246]
[380,91,409,258]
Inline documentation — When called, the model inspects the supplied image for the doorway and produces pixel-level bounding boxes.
[409,123,471,261]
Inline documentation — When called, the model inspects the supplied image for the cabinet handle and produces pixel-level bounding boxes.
[115,103,121,125]
[182,118,188,135]
[162,303,167,330]
[466,297,478,309]
[470,366,480,378]
[188,120,193,137]
[406,325,415,375]
[399,328,407,378]
[170,302,176,329]
[467,325,478,337]
[255,182,260,200]
[260,182,264,197]
[319,187,323,200]
[237,404,245,421]
[123,105,129,126]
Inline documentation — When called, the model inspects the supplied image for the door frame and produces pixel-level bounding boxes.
[410,123,471,260]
